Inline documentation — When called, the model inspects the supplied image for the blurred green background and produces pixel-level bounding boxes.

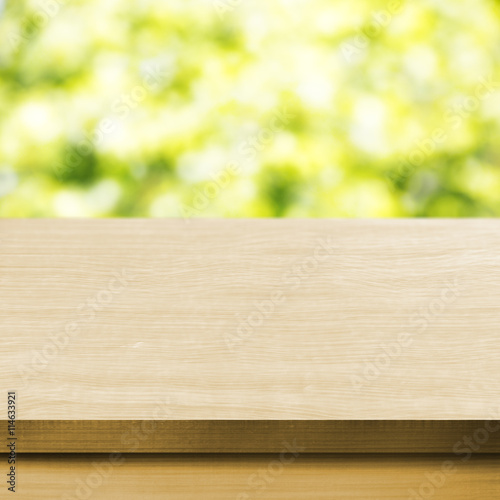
[1,0,500,217]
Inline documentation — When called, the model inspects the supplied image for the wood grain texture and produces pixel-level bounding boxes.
[8,454,500,499]
[1,219,500,422]
[12,420,500,453]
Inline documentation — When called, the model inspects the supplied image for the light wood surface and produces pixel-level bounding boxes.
[1,219,500,421]
[9,454,500,499]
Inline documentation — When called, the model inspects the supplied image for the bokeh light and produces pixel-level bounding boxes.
[1,0,500,217]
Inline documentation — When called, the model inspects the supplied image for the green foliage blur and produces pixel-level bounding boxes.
[1,0,500,217]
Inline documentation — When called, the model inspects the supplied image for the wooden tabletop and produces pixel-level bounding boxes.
[1,219,499,452]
